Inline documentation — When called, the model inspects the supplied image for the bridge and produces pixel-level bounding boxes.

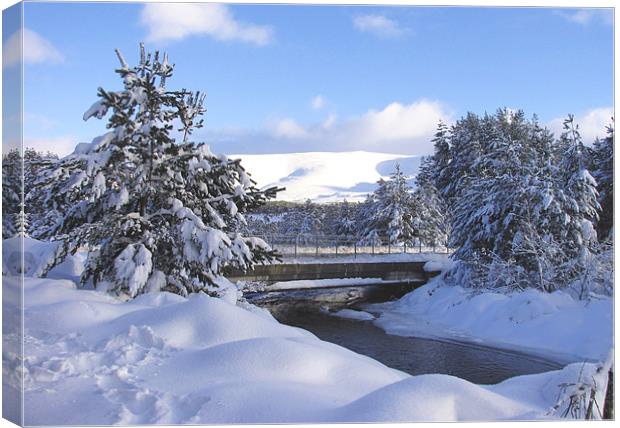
[226,261,442,307]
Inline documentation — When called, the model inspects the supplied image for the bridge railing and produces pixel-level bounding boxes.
[253,233,453,258]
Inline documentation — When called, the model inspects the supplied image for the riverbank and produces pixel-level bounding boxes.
[3,238,613,422]
[4,273,611,423]
[367,276,613,364]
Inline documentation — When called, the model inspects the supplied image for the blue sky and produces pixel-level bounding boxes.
[4,2,614,155]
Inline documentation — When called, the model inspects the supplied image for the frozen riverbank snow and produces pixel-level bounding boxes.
[5,275,610,423]
[3,238,612,423]
[369,278,613,363]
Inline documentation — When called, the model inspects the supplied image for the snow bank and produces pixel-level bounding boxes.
[331,361,609,422]
[8,274,609,423]
[370,278,613,363]
[10,275,409,425]
[2,236,58,277]
[2,236,86,281]
[4,238,612,423]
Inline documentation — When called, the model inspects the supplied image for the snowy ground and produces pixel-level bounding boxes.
[368,276,613,364]
[2,238,613,423]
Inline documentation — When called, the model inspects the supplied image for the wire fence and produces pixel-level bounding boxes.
[254,234,452,258]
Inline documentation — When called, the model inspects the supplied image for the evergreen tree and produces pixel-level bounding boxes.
[362,164,414,244]
[440,110,597,291]
[40,45,280,298]
[22,148,59,238]
[555,115,600,280]
[2,148,22,239]
[438,112,485,204]
[321,203,340,236]
[410,156,449,247]
[355,193,378,244]
[591,122,614,239]
[298,199,323,243]
[431,120,451,195]
[335,199,357,242]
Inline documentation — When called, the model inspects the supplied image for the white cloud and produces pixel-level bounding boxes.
[311,95,325,110]
[24,136,78,157]
[140,3,273,45]
[351,101,446,144]
[559,9,613,26]
[3,28,64,68]
[353,14,406,38]
[547,107,613,145]
[272,118,310,139]
[216,99,451,155]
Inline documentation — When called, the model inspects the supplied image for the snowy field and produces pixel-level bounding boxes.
[231,151,421,203]
[2,238,613,423]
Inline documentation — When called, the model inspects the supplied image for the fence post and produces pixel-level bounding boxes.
[604,369,614,419]
[354,241,357,258]
[294,238,297,258]
[388,241,391,254]
[316,237,319,258]
[404,242,407,253]
[419,241,422,253]
[372,241,374,255]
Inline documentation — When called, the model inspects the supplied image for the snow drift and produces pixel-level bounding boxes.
[2,238,612,423]
[370,277,613,363]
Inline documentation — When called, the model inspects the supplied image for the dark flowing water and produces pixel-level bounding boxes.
[273,306,563,385]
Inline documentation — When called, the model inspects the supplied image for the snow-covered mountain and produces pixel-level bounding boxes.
[231,151,423,203]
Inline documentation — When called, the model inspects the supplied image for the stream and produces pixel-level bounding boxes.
[272,305,563,385]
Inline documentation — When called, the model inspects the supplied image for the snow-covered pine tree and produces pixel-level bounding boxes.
[450,110,526,267]
[430,121,452,196]
[2,149,22,239]
[437,112,486,204]
[354,193,378,245]
[591,122,614,240]
[335,199,357,243]
[447,110,570,290]
[410,156,449,247]
[297,199,323,243]
[321,202,340,236]
[555,115,601,281]
[362,164,414,245]
[22,148,59,238]
[40,44,280,298]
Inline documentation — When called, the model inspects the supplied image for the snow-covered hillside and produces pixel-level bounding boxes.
[231,151,422,203]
